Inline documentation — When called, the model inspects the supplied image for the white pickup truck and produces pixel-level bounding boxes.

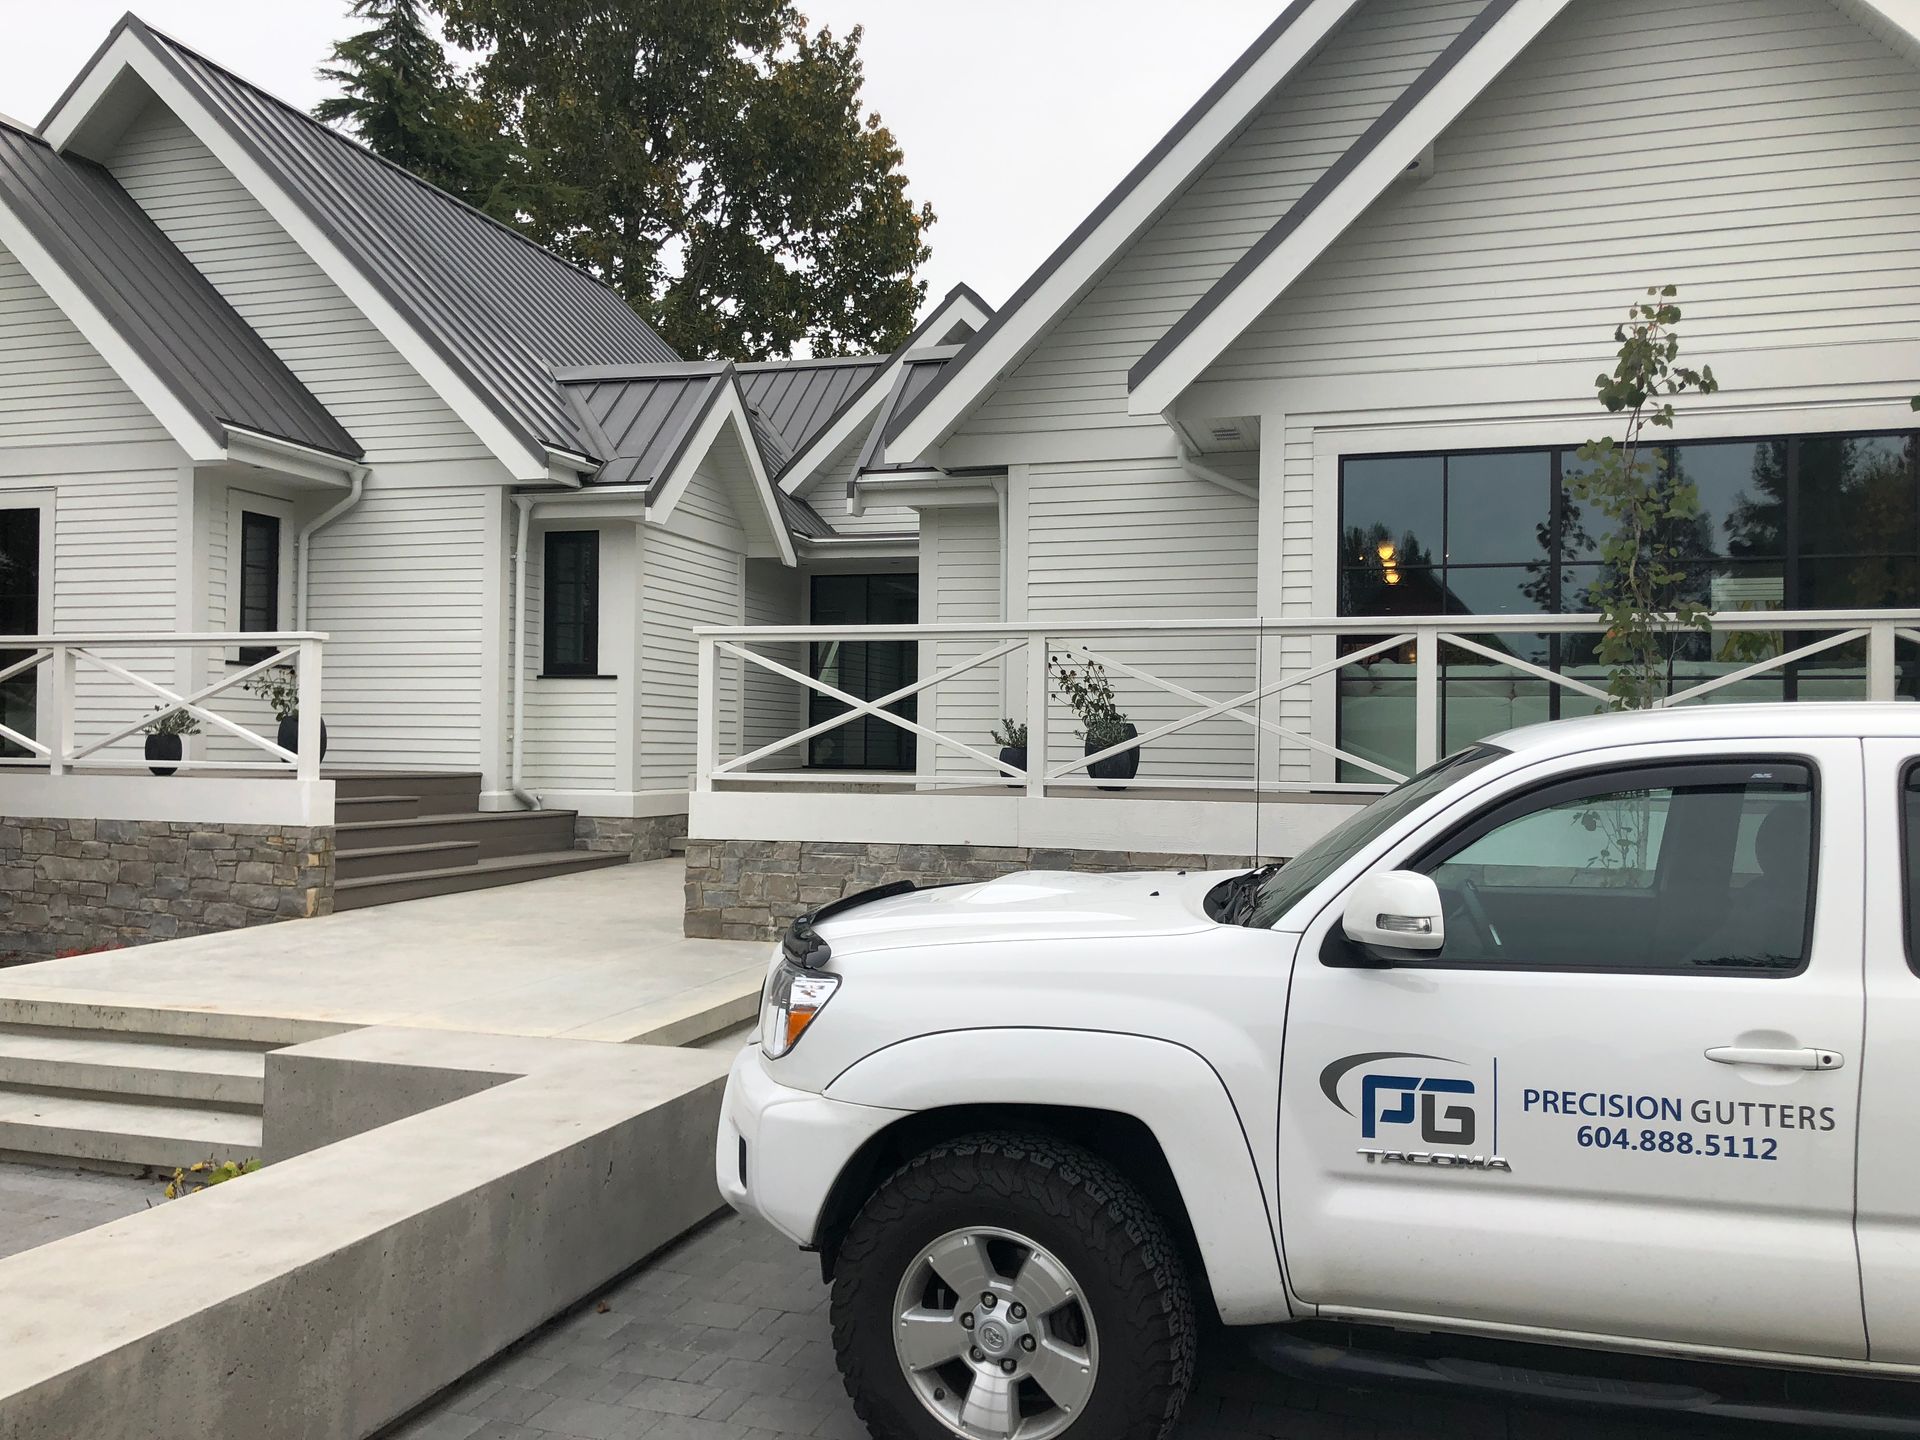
[716,704,1920,1439]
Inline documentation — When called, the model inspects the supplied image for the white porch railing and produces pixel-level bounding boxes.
[0,633,327,782]
[696,611,1920,798]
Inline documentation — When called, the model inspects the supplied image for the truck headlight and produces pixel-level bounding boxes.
[760,962,840,1059]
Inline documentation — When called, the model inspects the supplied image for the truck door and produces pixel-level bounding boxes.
[1279,742,1866,1358]
[1856,739,1920,1363]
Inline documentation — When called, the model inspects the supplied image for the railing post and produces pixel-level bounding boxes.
[45,644,70,776]
[1868,622,1897,703]
[295,637,323,782]
[1414,628,1440,772]
[695,636,717,792]
[1025,634,1049,800]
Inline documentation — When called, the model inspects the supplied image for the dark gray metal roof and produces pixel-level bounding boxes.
[860,355,954,476]
[738,357,886,459]
[135,19,678,464]
[777,489,835,539]
[557,365,727,496]
[0,120,359,458]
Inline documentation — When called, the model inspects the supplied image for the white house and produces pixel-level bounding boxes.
[6,1,1920,949]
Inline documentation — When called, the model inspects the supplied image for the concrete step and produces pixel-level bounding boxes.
[335,839,480,882]
[0,1086,263,1172]
[334,808,578,860]
[0,1026,265,1107]
[333,850,627,911]
[0,999,346,1048]
[331,770,482,812]
[335,794,421,823]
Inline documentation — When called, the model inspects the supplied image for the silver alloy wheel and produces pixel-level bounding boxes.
[891,1225,1099,1439]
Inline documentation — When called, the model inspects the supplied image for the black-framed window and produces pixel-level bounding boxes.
[0,506,40,759]
[1337,433,1920,778]
[808,573,918,770]
[1405,759,1818,975]
[543,530,600,677]
[238,511,281,665]
[1903,761,1920,975]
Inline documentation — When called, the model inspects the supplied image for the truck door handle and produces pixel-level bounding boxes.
[1705,1046,1844,1071]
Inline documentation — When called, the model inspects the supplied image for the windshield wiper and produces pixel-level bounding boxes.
[1212,863,1281,927]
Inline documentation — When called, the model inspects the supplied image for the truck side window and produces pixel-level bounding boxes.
[1414,761,1816,974]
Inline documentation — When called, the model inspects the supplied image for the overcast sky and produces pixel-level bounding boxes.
[0,0,1281,319]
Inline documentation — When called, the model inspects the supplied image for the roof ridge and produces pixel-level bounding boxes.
[128,14,678,356]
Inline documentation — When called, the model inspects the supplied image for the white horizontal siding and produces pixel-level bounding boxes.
[923,506,1005,779]
[641,526,742,792]
[740,559,806,769]
[304,482,491,768]
[523,681,619,791]
[960,0,1484,449]
[0,243,167,448]
[108,103,490,463]
[1215,0,1920,381]
[1025,459,1258,784]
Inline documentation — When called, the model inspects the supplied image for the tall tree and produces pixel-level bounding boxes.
[434,0,934,360]
[313,0,517,220]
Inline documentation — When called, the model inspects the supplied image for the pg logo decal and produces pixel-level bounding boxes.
[1320,1051,1511,1173]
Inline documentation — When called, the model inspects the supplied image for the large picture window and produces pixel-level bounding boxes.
[542,530,600,677]
[1338,432,1920,778]
[808,573,918,770]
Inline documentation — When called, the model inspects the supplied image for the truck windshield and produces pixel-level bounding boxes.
[1247,744,1507,929]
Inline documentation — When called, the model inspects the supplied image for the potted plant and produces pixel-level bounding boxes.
[1050,653,1139,790]
[989,719,1028,782]
[244,664,326,762]
[141,707,200,777]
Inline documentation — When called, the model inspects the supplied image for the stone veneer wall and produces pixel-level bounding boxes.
[575,814,688,863]
[0,818,334,958]
[684,840,1277,941]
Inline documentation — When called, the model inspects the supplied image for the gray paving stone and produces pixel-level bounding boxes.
[399,1212,1752,1440]
[0,1161,162,1260]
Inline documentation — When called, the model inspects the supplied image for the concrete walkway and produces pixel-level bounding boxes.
[0,860,766,1044]
[0,1164,163,1260]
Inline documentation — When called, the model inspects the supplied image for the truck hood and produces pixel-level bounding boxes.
[813,869,1236,958]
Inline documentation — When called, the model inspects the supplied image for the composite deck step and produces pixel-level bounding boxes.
[331,770,482,811]
[334,839,481,882]
[333,849,626,911]
[334,808,578,859]
[0,1026,265,1107]
[334,794,422,823]
[0,1086,263,1172]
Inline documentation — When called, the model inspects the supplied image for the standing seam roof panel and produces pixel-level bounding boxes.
[142,24,678,462]
[0,122,358,457]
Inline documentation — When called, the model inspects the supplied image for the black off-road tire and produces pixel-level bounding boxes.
[830,1130,1198,1440]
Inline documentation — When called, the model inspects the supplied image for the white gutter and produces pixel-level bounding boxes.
[1180,447,1258,501]
[509,495,544,810]
[295,466,368,628]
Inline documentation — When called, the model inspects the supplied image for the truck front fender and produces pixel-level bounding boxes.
[826,1027,1292,1324]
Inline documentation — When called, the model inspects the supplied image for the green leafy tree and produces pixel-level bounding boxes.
[435,0,934,360]
[313,0,519,220]
[1570,286,1722,709]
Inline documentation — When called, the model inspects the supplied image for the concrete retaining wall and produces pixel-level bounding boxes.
[0,1032,729,1440]
[685,839,1282,940]
[0,817,333,958]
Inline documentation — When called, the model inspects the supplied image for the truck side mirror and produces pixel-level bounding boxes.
[1342,871,1446,959]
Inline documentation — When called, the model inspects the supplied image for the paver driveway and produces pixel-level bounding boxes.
[391,1212,1776,1440]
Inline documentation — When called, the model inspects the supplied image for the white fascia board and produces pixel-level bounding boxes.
[650,387,797,567]
[853,474,1001,510]
[1127,0,1571,417]
[778,290,993,496]
[0,188,223,462]
[883,0,1365,462]
[44,30,555,482]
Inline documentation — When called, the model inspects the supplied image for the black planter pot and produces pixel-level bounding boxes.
[998,745,1028,783]
[1086,723,1140,791]
[144,733,182,777]
[277,714,329,762]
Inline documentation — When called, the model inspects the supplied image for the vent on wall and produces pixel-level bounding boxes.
[1398,140,1438,184]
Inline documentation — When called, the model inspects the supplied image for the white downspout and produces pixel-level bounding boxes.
[295,467,367,629]
[509,495,542,810]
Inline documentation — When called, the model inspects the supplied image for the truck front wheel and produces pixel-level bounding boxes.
[830,1131,1196,1440]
